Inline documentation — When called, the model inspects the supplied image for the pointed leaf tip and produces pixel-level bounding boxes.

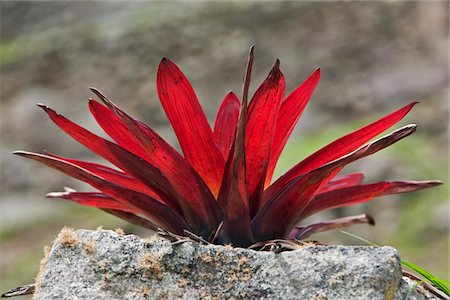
[292,213,376,240]
[13,150,38,157]
[430,180,443,186]
[245,58,285,216]
[366,214,376,225]
[314,68,321,77]
[248,45,255,58]
[37,103,57,115]
[271,58,280,73]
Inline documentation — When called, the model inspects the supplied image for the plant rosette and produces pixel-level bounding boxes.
[4,47,445,299]
[14,47,440,247]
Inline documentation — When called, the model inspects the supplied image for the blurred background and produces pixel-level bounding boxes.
[1,1,448,293]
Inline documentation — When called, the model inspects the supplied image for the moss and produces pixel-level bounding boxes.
[384,278,397,300]
[55,227,77,248]
[311,293,328,300]
[96,259,110,272]
[32,245,51,300]
[114,228,125,236]
[138,253,163,280]
[82,239,95,254]
[237,256,248,267]
[139,286,152,297]
[199,252,213,263]
[178,278,187,288]
[223,244,234,250]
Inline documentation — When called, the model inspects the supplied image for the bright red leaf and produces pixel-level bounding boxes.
[157,58,225,196]
[245,59,285,216]
[214,91,241,159]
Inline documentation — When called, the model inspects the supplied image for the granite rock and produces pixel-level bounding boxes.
[34,229,438,299]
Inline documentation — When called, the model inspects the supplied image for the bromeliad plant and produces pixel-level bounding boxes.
[15,47,441,247]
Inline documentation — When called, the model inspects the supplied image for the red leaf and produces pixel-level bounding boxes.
[245,60,285,216]
[37,104,182,212]
[88,99,149,160]
[88,96,222,235]
[88,91,176,162]
[289,214,375,240]
[45,153,163,203]
[253,159,342,240]
[266,102,418,201]
[302,180,442,219]
[217,47,255,246]
[213,91,240,159]
[265,68,320,187]
[157,58,225,196]
[47,190,138,213]
[217,142,253,246]
[317,173,364,194]
[48,190,161,231]
[253,124,417,240]
[39,104,222,236]
[14,151,189,234]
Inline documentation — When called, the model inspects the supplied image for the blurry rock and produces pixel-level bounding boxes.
[34,229,437,299]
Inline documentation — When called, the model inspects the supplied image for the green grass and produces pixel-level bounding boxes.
[402,260,450,296]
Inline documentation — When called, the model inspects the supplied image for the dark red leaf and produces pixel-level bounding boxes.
[266,102,418,201]
[253,124,417,240]
[289,214,375,240]
[217,143,253,246]
[157,58,225,196]
[217,47,255,246]
[265,68,320,187]
[14,151,189,234]
[213,91,240,159]
[47,190,138,213]
[88,99,149,160]
[302,180,442,219]
[253,159,342,241]
[37,104,182,212]
[46,153,163,202]
[245,59,285,216]
[39,104,223,236]
[88,96,222,235]
[317,173,364,194]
